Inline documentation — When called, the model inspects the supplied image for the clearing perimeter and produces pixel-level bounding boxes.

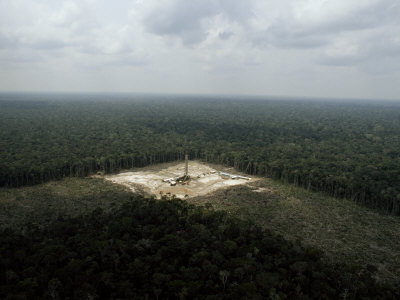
[104,160,256,199]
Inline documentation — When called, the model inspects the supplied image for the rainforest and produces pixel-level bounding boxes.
[0,93,399,299]
[1,93,399,215]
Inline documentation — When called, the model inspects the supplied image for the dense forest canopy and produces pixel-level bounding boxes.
[1,196,397,299]
[0,93,400,214]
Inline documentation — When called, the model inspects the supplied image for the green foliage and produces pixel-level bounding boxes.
[0,196,396,299]
[0,177,133,229]
[1,93,400,215]
[193,181,400,287]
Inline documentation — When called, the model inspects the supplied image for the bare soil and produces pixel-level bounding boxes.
[104,161,257,199]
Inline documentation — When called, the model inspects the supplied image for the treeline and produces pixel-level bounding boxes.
[0,94,399,214]
[1,196,397,299]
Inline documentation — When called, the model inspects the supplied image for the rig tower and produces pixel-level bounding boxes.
[184,151,189,178]
[176,151,190,183]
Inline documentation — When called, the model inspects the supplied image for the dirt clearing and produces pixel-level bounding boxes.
[104,161,257,199]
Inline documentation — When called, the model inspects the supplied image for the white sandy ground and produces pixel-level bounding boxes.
[104,161,257,199]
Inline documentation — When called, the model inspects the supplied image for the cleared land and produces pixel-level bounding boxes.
[104,160,256,199]
[1,161,399,288]
[189,179,400,287]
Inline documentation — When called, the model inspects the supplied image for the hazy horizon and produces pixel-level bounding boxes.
[1,90,400,104]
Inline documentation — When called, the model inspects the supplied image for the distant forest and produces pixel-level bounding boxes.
[1,93,399,215]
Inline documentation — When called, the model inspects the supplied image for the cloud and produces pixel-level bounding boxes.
[218,31,234,40]
[0,1,92,50]
[315,21,400,70]
[142,0,217,45]
[142,0,253,45]
[139,0,400,71]
[251,24,328,49]
[249,0,400,50]
[0,32,18,49]
[1,0,400,99]
[0,0,148,68]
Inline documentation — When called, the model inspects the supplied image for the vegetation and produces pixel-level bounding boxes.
[1,195,397,299]
[1,94,400,215]
[0,177,133,230]
[2,176,399,289]
[190,179,400,288]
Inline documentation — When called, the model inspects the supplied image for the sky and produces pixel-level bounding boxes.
[0,0,400,100]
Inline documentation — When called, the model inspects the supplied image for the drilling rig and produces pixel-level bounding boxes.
[177,151,190,184]
[162,151,191,186]
[176,151,190,184]
[184,151,189,178]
